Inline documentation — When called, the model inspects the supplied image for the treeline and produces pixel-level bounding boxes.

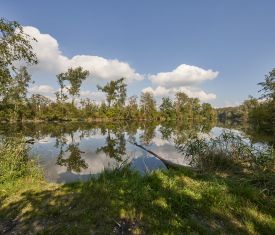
[217,69,275,136]
[0,71,217,122]
[0,18,216,123]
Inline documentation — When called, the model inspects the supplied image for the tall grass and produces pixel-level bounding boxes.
[0,137,42,184]
[177,131,275,172]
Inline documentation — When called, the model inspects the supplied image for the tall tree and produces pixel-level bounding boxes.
[125,95,139,119]
[56,67,89,105]
[174,92,191,120]
[201,103,215,120]
[258,68,275,101]
[0,18,37,72]
[97,78,127,107]
[0,18,37,119]
[10,67,32,120]
[140,92,157,120]
[159,97,176,120]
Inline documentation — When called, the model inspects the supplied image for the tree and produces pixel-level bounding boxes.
[56,67,89,105]
[248,68,275,135]
[125,95,139,119]
[0,18,37,72]
[97,78,127,107]
[190,98,201,119]
[0,18,37,120]
[174,92,191,120]
[29,94,52,119]
[258,68,275,101]
[10,67,32,120]
[140,92,157,120]
[1,66,32,120]
[201,103,215,121]
[159,97,176,120]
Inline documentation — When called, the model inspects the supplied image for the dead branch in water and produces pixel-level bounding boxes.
[129,141,184,169]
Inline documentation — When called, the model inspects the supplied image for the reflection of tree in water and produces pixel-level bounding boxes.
[96,130,126,162]
[140,122,157,145]
[55,132,88,173]
[56,143,87,173]
[159,122,175,140]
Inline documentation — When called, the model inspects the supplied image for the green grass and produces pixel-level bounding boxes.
[0,137,42,184]
[1,166,274,234]
[0,135,274,234]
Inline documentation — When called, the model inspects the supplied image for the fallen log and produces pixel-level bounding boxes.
[130,141,184,169]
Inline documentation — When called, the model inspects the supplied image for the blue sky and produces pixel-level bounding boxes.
[1,0,275,107]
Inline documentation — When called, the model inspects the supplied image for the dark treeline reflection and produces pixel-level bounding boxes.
[217,120,275,147]
[0,120,213,142]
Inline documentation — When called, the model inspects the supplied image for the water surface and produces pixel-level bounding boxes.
[0,121,271,183]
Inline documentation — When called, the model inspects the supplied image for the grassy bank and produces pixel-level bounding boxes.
[0,137,275,234]
[1,169,275,234]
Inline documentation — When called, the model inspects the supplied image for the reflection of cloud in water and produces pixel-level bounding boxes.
[31,126,248,183]
[42,150,125,182]
[210,127,243,137]
[152,137,170,146]
[131,155,167,175]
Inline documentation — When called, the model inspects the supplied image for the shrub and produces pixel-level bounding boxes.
[177,131,275,172]
[0,137,42,183]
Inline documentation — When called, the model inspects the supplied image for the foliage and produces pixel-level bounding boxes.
[249,68,275,135]
[258,68,275,100]
[56,67,89,105]
[0,18,37,121]
[0,137,42,184]
[177,131,275,172]
[140,92,158,120]
[159,97,176,120]
[0,18,37,71]
[97,78,127,108]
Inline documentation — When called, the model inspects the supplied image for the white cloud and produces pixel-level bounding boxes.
[149,64,218,87]
[29,85,55,94]
[80,90,105,101]
[142,86,216,102]
[23,26,144,82]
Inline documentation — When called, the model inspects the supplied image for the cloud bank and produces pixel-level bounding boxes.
[142,86,216,102]
[149,64,218,87]
[142,64,218,102]
[23,26,143,82]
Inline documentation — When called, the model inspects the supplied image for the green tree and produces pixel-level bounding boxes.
[0,18,37,73]
[97,78,127,107]
[10,67,32,120]
[56,67,89,105]
[140,92,157,120]
[248,68,275,135]
[190,98,201,119]
[159,97,176,120]
[258,68,275,100]
[125,95,139,119]
[0,18,37,120]
[201,103,216,121]
[174,92,191,120]
[29,94,52,120]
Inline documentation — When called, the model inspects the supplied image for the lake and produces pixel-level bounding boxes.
[0,121,271,183]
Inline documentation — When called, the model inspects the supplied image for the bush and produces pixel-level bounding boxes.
[0,137,42,184]
[177,131,275,172]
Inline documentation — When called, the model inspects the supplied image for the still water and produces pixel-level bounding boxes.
[0,122,270,183]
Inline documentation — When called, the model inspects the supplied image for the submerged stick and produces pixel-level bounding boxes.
[130,141,184,169]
